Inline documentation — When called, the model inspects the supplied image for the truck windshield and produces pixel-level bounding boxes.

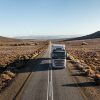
[52,51,66,59]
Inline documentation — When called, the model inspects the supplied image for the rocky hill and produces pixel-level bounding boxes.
[64,31,100,41]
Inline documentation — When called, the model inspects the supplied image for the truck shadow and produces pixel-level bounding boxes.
[15,58,51,73]
[0,57,51,74]
[71,73,87,77]
[5,57,62,74]
[62,81,97,87]
[1,57,63,74]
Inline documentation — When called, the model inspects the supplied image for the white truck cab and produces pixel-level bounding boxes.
[51,44,66,68]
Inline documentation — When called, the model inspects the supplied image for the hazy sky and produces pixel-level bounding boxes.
[0,0,100,37]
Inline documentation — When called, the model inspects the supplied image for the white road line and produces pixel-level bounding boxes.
[47,64,53,100]
[47,41,53,100]
[49,81,52,96]
[51,67,53,100]
[47,67,49,100]
[47,46,50,100]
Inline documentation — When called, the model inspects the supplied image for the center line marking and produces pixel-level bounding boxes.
[47,41,53,100]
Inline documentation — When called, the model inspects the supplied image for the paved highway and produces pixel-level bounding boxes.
[15,43,86,100]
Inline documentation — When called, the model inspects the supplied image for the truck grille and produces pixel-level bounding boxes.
[54,60,64,66]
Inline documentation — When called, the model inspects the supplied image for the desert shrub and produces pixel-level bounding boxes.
[81,42,88,45]
[0,44,3,46]
[0,73,12,80]
[84,68,95,76]
[94,74,100,85]
[76,63,84,70]
[4,71,15,78]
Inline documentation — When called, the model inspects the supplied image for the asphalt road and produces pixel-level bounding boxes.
[16,44,86,100]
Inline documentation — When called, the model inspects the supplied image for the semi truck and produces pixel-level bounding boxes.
[51,44,66,68]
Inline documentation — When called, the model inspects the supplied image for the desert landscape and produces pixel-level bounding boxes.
[0,37,48,92]
[1,0,100,99]
[0,32,100,100]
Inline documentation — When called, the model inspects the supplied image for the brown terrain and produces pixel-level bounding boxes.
[0,36,48,93]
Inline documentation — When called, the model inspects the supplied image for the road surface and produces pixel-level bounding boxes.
[15,43,86,100]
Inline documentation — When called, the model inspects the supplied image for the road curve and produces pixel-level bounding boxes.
[15,45,86,100]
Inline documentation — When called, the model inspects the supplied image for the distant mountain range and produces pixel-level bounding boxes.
[15,35,78,40]
[63,31,100,41]
[0,31,100,42]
